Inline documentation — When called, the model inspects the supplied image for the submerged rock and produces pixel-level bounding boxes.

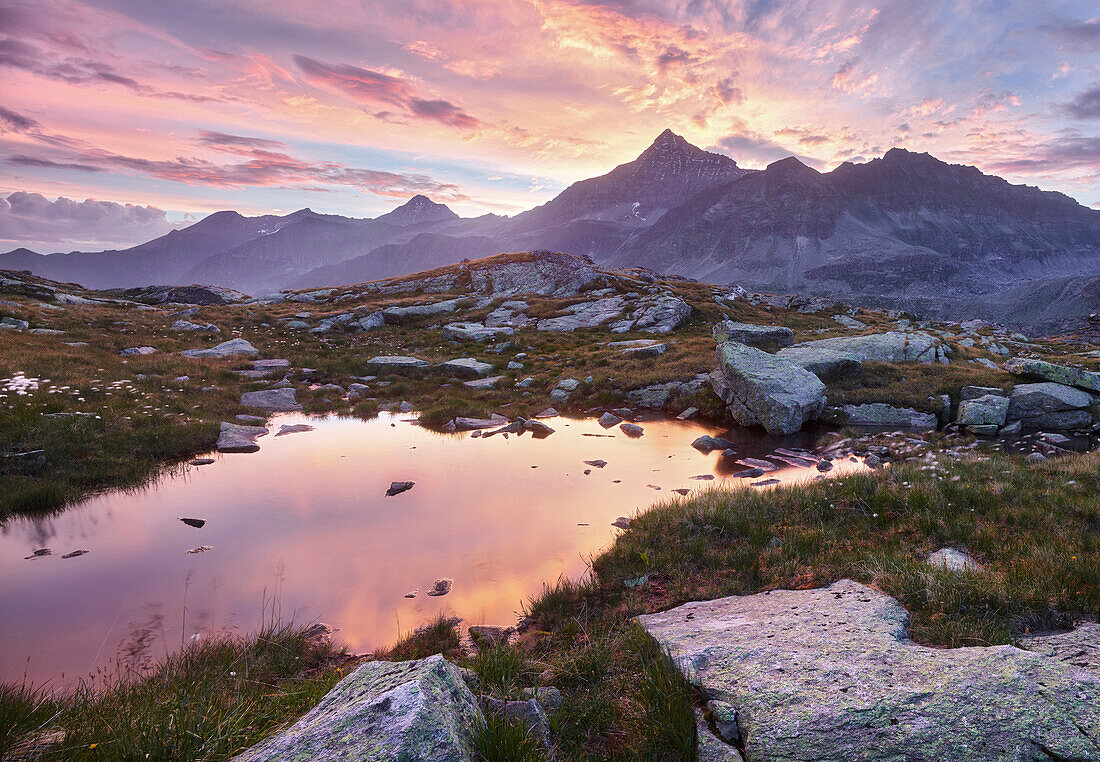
[638,579,1100,760]
[426,578,453,596]
[713,342,825,436]
[234,655,480,762]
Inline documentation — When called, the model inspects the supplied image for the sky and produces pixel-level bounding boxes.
[1,0,1098,252]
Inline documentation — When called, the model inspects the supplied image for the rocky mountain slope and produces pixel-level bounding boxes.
[3,132,1099,331]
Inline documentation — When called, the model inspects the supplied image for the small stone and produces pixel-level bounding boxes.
[598,412,623,428]
[386,481,415,496]
[185,545,213,554]
[926,548,982,573]
[179,517,206,528]
[612,517,631,529]
[1026,452,1046,464]
[584,459,607,468]
[620,422,644,437]
[61,549,90,559]
[426,578,453,597]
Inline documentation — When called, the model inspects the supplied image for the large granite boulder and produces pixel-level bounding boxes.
[638,579,1100,761]
[1007,382,1095,430]
[712,322,794,347]
[713,341,826,435]
[956,394,1010,427]
[1003,357,1100,393]
[240,388,302,412]
[774,345,862,379]
[834,403,938,430]
[181,338,258,359]
[784,332,945,364]
[235,654,480,762]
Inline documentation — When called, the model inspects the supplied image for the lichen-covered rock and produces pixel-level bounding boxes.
[956,394,1009,427]
[712,322,793,347]
[1002,357,1100,393]
[774,345,862,379]
[440,358,495,378]
[620,294,692,333]
[785,332,944,364]
[830,403,938,429]
[240,388,302,412]
[1019,623,1100,676]
[364,356,430,375]
[714,342,825,435]
[960,385,1005,400]
[234,654,480,762]
[181,338,258,359]
[638,579,1100,761]
[216,422,268,453]
[1007,382,1095,430]
[471,252,603,297]
[382,299,462,324]
[442,322,514,342]
[537,297,625,332]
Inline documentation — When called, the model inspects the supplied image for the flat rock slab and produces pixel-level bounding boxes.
[234,654,479,762]
[240,388,302,412]
[638,579,1100,761]
[181,338,258,358]
[713,321,794,347]
[837,403,938,430]
[788,332,944,364]
[364,356,430,375]
[216,422,268,453]
[442,322,514,342]
[440,358,495,378]
[774,345,862,379]
[1003,357,1100,393]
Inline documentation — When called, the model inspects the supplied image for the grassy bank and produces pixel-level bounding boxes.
[0,621,348,761]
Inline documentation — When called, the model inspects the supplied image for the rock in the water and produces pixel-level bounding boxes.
[1007,382,1094,430]
[364,356,430,375]
[181,338,258,359]
[638,579,1100,761]
[714,342,826,436]
[785,332,944,364]
[440,358,495,378]
[179,517,206,529]
[835,403,938,430]
[774,345,862,379]
[956,394,1009,428]
[234,655,480,762]
[240,387,302,412]
[692,435,736,453]
[386,481,414,496]
[442,322,514,342]
[926,548,982,572]
[598,412,623,428]
[426,578,453,596]
[712,321,794,347]
[619,422,644,437]
[1002,357,1100,393]
[216,422,268,453]
[276,423,314,437]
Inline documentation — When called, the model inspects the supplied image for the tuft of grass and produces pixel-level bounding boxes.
[417,397,490,429]
[0,619,348,761]
[376,614,462,662]
[467,645,531,698]
[470,712,548,762]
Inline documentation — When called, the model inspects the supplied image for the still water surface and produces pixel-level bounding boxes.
[0,412,860,686]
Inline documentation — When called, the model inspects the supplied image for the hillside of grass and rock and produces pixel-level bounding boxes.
[2,250,1100,760]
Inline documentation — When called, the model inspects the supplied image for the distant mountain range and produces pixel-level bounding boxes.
[4,129,1100,332]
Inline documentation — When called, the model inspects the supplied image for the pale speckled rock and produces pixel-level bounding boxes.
[835,403,937,430]
[956,394,1009,427]
[1019,623,1100,676]
[786,332,943,364]
[181,338,258,359]
[774,345,862,379]
[1002,357,1100,393]
[712,321,794,347]
[439,358,494,378]
[233,654,480,762]
[216,422,268,453]
[442,322,514,342]
[537,296,625,332]
[638,579,1100,761]
[926,547,982,572]
[470,252,603,297]
[240,387,302,412]
[714,342,825,435]
[382,299,461,324]
[1007,382,1095,430]
[364,356,430,375]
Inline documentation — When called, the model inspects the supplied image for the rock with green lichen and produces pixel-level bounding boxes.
[1002,357,1100,393]
[638,579,1100,761]
[233,654,481,762]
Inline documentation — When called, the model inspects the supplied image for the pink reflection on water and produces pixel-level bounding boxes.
[0,412,862,686]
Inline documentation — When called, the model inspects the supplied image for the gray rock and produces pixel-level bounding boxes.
[832,314,866,329]
[1007,382,1094,430]
[172,319,219,332]
[960,385,1005,401]
[284,320,310,329]
[478,696,551,750]
[120,346,157,356]
[712,321,794,347]
[519,686,564,712]
[0,316,29,330]
[620,294,692,333]
[835,403,938,430]
[620,422,645,437]
[442,322,514,342]
[355,311,385,331]
[463,375,503,390]
[926,548,982,572]
[1026,452,1047,464]
[692,435,736,453]
[364,356,430,375]
[627,382,681,409]
[181,338,258,359]
[623,342,669,358]
[234,655,479,762]
[452,415,510,430]
[956,394,1009,428]
[714,342,826,435]
[1019,623,1100,675]
[537,296,625,332]
[786,332,943,364]
[440,358,495,378]
[1002,357,1100,393]
[240,388,301,412]
[774,345,862,379]
[382,299,461,324]
[216,422,268,453]
[426,578,453,596]
[598,412,623,428]
[638,579,1100,761]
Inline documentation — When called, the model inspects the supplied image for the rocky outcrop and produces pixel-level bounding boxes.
[638,579,1100,761]
[382,299,462,324]
[234,655,480,762]
[240,388,302,412]
[774,345,862,379]
[712,322,793,347]
[712,341,826,435]
[784,332,947,364]
[956,394,1009,430]
[181,338,258,359]
[1007,382,1096,431]
[364,356,430,375]
[442,322,514,342]
[1002,357,1100,393]
[537,296,625,332]
[834,403,938,430]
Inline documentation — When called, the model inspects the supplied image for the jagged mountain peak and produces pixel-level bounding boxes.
[377,195,458,226]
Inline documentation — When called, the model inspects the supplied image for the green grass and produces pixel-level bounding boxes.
[0,620,348,761]
[375,614,463,662]
[470,712,549,762]
[467,645,532,698]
